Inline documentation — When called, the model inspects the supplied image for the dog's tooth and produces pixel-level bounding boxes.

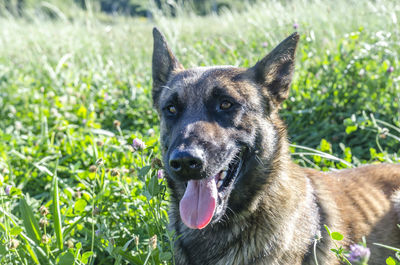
[217,180,223,188]
[220,171,227,180]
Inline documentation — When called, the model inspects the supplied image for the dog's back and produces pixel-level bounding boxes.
[321,164,400,263]
[299,164,400,264]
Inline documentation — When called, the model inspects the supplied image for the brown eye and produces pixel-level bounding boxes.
[220,100,232,110]
[167,105,177,115]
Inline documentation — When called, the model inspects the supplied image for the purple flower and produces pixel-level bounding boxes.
[348,244,370,263]
[95,229,100,236]
[387,66,394,73]
[262,42,268,48]
[4,185,12,196]
[293,23,299,30]
[157,169,164,179]
[132,138,146,151]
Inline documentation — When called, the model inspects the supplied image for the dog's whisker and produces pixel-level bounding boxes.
[255,155,264,166]
[161,85,172,91]
[225,206,238,220]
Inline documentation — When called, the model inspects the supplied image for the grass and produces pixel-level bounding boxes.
[0,0,399,264]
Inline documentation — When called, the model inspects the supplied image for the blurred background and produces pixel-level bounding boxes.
[1,0,253,17]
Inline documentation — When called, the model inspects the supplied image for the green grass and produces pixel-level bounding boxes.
[0,0,399,264]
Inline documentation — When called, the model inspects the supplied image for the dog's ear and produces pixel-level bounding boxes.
[152,27,184,109]
[249,33,299,105]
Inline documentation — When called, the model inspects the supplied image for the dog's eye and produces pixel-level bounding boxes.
[219,100,233,110]
[167,105,178,115]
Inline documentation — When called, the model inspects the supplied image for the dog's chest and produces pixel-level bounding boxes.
[175,221,292,265]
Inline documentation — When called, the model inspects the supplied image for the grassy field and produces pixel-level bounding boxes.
[0,0,400,264]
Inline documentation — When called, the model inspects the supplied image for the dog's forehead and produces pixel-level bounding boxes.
[173,66,236,83]
[161,66,254,103]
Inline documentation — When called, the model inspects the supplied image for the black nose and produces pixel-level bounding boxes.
[169,149,204,179]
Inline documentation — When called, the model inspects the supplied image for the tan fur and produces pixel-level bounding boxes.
[151,28,400,265]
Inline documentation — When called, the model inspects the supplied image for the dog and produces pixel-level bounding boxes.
[151,27,400,265]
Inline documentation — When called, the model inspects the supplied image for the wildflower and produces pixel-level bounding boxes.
[157,169,164,180]
[151,158,162,168]
[111,168,120,177]
[147,128,155,136]
[15,121,22,130]
[113,120,121,128]
[39,218,49,228]
[293,22,299,30]
[9,239,19,249]
[347,244,370,264]
[66,239,74,249]
[47,91,55,98]
[379,127,389,139]
[387,66,394,73]
[39,206,49,216]
[262,42,268,48]
[89,165,97,173]
[41,234,50,244]
[75,189,82,198]
[92,206,100,216]
[96,158,104,166]
[95,229,101,236]
[149,235,157,250]
[132,138,146,151]
[4,185,12,196]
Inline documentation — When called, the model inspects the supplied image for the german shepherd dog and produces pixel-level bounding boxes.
[151,28,400,265]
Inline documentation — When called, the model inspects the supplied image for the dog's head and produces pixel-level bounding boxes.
[152,28,299,229]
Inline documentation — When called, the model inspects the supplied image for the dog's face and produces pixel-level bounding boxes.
[152,28,298,229]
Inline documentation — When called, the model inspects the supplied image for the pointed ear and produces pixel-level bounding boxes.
[249,33,299,105]
[152,27,183,108]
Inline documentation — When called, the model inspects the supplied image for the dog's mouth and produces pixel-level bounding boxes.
[179,148,245,229]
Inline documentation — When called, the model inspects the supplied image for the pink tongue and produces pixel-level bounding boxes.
[179,176,218,229]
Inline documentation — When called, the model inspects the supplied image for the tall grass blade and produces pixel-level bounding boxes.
[19,197,42,245]
[52,159,63,250]
[291,144,354,167]
[374,242,400,252]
